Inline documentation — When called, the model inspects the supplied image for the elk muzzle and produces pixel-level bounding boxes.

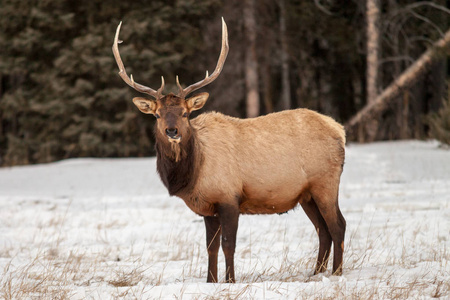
[163,111,182,143]
[166,128,181,143]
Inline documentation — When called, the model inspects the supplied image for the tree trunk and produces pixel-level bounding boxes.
[363,0,381,142]
[428,60,447,112]
[279,0,291,110]
[366,0,380,104]
[244,0,260,118]
[345,29,450,135]
[262,41,273,114]
[399,91,410,139]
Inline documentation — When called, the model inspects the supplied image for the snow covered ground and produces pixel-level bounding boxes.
[0,140,449,299]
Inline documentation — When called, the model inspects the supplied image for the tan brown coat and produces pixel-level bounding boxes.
[179,109,345,217]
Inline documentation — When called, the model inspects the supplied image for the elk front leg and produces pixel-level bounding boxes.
[204,216,221,283]
[217,204,240,283]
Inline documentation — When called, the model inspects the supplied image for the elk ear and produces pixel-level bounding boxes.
[186,92,209,112]
[132,97,157,115]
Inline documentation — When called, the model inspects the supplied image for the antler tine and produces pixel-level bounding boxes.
[112,22,164,98]
[177,18,229,99]
[176,75,183,95]
[157,76,165,98]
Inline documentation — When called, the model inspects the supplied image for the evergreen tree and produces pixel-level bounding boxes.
[0,0,221,165]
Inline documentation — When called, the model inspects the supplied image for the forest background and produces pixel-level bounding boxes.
[0,0,449,166]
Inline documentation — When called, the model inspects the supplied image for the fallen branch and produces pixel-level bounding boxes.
[345,29,450,132]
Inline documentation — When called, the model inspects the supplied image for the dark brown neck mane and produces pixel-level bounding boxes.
[155,129,200,196]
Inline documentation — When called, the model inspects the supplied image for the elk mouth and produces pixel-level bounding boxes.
[168,136,181,144]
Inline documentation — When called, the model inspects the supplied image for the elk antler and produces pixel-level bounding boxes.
[112,21,165,99]
[176,18,229,99]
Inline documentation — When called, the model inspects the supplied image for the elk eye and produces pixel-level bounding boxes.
[155,113,161,119]
[182,112,188,118]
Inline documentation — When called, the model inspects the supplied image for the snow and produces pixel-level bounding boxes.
[0,140,449,299]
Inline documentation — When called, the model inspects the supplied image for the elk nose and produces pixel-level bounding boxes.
[165,128,178,138]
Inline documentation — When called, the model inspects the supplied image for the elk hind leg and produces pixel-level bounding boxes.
[301,199,332,274]
[311,186,346,275]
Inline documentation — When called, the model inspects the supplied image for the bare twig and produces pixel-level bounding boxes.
[313,0,334,16]
[406,1,450,15]
[378,55,415,66]
[408,10,444,37]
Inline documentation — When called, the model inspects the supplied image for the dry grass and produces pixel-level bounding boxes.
[0,196,448,300]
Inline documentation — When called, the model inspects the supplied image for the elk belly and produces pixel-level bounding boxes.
[239,183,309,215]
[180,195,216,217]
[239,198,299,214]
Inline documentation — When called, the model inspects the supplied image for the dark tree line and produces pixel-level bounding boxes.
[0,0,448,166]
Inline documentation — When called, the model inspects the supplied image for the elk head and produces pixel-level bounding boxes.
[112,18,229,146]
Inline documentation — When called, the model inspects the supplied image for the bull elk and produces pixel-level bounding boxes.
[112,18,346,283]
